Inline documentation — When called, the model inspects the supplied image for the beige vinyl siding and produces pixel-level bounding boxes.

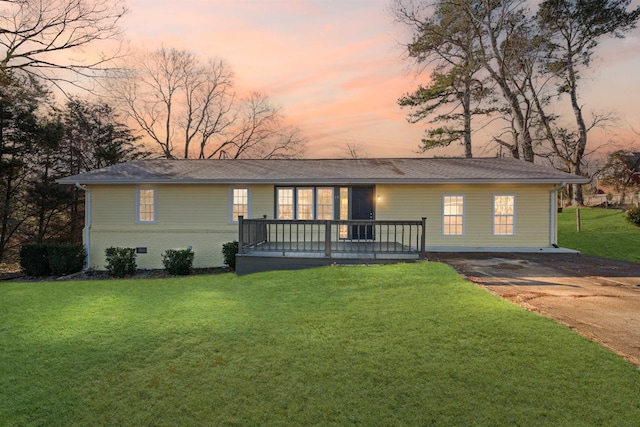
[86,182,556,270]
[375,184,553,248]
[88,184,273,269]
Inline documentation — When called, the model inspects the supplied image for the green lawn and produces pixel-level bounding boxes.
[558,207,640,264]
[1,263,639,426]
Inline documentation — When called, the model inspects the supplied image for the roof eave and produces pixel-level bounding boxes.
[56,177,590,185]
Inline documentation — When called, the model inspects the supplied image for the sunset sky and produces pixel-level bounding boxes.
[121,0,640,159]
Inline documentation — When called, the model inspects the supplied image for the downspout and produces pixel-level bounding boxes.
[75,182,91,270]
[549,182,567,248]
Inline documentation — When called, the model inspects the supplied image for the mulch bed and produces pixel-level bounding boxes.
[0,267,231,282]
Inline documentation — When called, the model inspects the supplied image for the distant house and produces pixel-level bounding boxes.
[57,157,587,274]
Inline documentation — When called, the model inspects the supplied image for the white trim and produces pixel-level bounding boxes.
[75,183,91,269]
[425,246,579,253]
[229,187,251,224]
[442,194,465,236]
[549,182,567,246]
[316,187,334,220]
[135,187,157,224]
[276,187,294,219]
[492,194,516,236]
[296,187,314,220]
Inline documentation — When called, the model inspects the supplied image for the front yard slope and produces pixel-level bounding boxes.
[1,263,639,425]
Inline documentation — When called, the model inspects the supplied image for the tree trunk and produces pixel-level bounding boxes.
[567,62,587,206]
[462,83,473,158]
[0,169,13,261]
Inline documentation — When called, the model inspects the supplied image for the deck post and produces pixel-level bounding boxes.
[325,220,332,257]
[238,215,245,254]
[261,215,267,245]
[420,217,427,259]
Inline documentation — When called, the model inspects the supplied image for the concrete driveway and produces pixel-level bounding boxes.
[434,253,640,366]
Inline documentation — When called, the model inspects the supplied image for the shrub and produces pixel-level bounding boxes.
[104,247,137,278]
[625,205,640,226]
[49,244,85,276]
[162,248,194,275]
[222,241,239,271]
[19,243,53,276]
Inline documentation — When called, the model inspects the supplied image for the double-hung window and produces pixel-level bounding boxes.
[316,188,334,220]
[231,188,249,223]
[277,188,294,219]
[493,195,515,235]
[443,195,464,236]
[297,188,314,220]
[137,188,157,223]
[276,187,335,220]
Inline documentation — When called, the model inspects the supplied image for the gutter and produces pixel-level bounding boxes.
[57,177,591,186]
[75,182,91,270]
[549,182,567,247]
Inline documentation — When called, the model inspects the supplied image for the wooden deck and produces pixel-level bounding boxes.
[236,217,426,275]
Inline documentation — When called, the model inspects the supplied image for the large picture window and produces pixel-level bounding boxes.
[493,195,515,235]
[230,188,249,223]
[443,195,464,236]
[137,188,156,223]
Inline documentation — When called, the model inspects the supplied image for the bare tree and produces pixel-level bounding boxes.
[112,47,305,159]
[536,0,640,205]
[600,149,640,204]
[0,0,127,91]
[342,141,369,159]
[456,0,542,161]
[208,92,305,160]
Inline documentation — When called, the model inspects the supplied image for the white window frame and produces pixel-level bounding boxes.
[296,187,314,220]
[493,194,516,236]
[229,187,250,224]
[136,187,157,224]
[316,187,334,220]
[277,187,294,220]
[339,187,349,238]
[442,195,465,236]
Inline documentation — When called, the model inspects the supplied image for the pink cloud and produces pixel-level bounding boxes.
[117,0,640,159]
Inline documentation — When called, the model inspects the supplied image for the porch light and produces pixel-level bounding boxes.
[377,194,382,201]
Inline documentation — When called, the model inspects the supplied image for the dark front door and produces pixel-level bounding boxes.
[351,187,374,240]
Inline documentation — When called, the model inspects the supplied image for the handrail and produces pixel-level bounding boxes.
[238,217,426,259]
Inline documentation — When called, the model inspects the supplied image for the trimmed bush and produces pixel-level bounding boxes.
[222,241,239,271]
[105,247,137,278]
[49,244,85,276]
[626,205,640,226]
[19,243,53,276]
[162,248,194,275]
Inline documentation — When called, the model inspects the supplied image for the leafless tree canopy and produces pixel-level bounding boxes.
[0,0,127,90]
[393,0,639,205]
[112,47,305,159]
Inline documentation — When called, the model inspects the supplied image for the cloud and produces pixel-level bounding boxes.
[119,0,640,159]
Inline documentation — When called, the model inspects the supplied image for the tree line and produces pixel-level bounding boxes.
[0,0,307,263]
[0,74,147,261]
[392,0,640,205]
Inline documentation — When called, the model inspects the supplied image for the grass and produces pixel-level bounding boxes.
[558,207,640,264]
[1,263,640,426]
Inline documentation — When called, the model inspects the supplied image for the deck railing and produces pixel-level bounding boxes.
[238,216,426,259]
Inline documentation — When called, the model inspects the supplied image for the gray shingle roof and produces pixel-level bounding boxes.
[56,158,589,185]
